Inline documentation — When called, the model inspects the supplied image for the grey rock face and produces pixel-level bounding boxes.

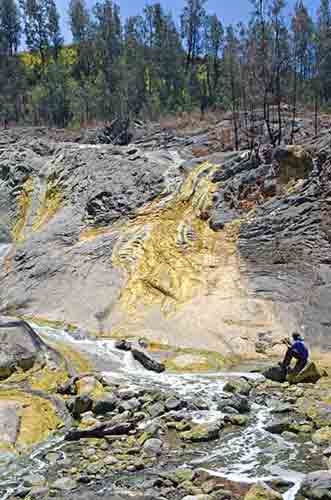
[0,137,182,334]
[1,129,331,358]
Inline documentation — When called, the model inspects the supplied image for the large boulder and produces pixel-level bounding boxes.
[132,349,165,373]
[263,362,323,385]
[263,366,287,383]
[181,421,222,442]
[273,145,313,184]
[287,362,322,384]
[296,470,331,499]
[0,320,63,380]
[0,342,36,380]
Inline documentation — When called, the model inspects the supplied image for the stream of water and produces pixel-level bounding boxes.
[0,325,322,499]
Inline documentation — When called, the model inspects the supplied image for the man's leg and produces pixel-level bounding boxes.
[280,348,293,370]
[292,356,308,375]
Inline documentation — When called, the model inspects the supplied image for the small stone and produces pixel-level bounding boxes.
[52,477,77,491]
[45,452,60,464]
[114,339,132,351]
[224,414,249,426]
[119,397,141,412]
[29,486,49,498]
[82,447,97,459]
[104,456,118,466]
[312,427,331,446]
[23,474,46,487]
[148,402,165,418]
[93,396,118,415]
[175,468,195,483]
[143,438,163,455]
[165,397,185,411]
[281,431,297,440]
[181,495,212,500]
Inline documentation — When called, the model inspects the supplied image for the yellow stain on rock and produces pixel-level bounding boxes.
[112,162,221,315]
[0,389,63,452]
[12,178,34,241]
[32,179,63,231]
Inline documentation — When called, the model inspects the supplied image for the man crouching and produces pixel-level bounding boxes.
[279,332,309,375]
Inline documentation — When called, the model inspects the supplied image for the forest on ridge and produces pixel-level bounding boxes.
[0,0,331,145]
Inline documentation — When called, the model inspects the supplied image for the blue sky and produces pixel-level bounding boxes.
[56,0,320,41]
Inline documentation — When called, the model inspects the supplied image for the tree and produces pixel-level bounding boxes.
[291,1,314,142]
[225,25,240,150]
[0,0,21,55]
[93,0,123,120]
[204,14,223,103]
[181,0,206,69]
[46,0,63,59]
[317,0,331,103]
[20,0,62,68]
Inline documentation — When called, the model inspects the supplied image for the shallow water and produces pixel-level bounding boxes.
[0,325,323,499]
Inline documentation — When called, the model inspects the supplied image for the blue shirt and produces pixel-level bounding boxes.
[291,340,309,361]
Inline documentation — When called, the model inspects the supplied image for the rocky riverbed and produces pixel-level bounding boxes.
[0,321,331,500]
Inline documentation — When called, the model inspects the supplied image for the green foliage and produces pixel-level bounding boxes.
[0,0,330,131]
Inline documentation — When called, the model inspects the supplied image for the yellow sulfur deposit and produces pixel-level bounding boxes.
[0,389,63,452]
[112,162,221,315]
[32,179,63,231]
[12,178,34,241]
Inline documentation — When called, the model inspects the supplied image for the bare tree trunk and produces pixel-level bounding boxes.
[314,91,319,138]
[291,68,297,145]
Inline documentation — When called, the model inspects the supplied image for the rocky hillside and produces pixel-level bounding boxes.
[1,123,331,361]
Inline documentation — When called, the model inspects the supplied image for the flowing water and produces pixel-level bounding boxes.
[0,325,324,499]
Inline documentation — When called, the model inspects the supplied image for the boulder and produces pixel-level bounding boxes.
[287,362,322,384]
[312,427,331,446]
[0,320,64,380]
[132,349,165,373]
[273,145,313,184]
[0,321,60,380]
[65,422,134,441]
[217,394,250,414]
[181,422,222,442]
[223,378,252,396]
[66,395,93,419]
[93,396,118,415]
[0,342,36,380]
[165,397,186,412]
[52,477,77,491]
[76,376,104,398]
[0,400,21,450]
[244,482,283,499]
[263,366,287,383]
[297,470,331,499]
[114,339,132,351]
[143,438,163,455]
